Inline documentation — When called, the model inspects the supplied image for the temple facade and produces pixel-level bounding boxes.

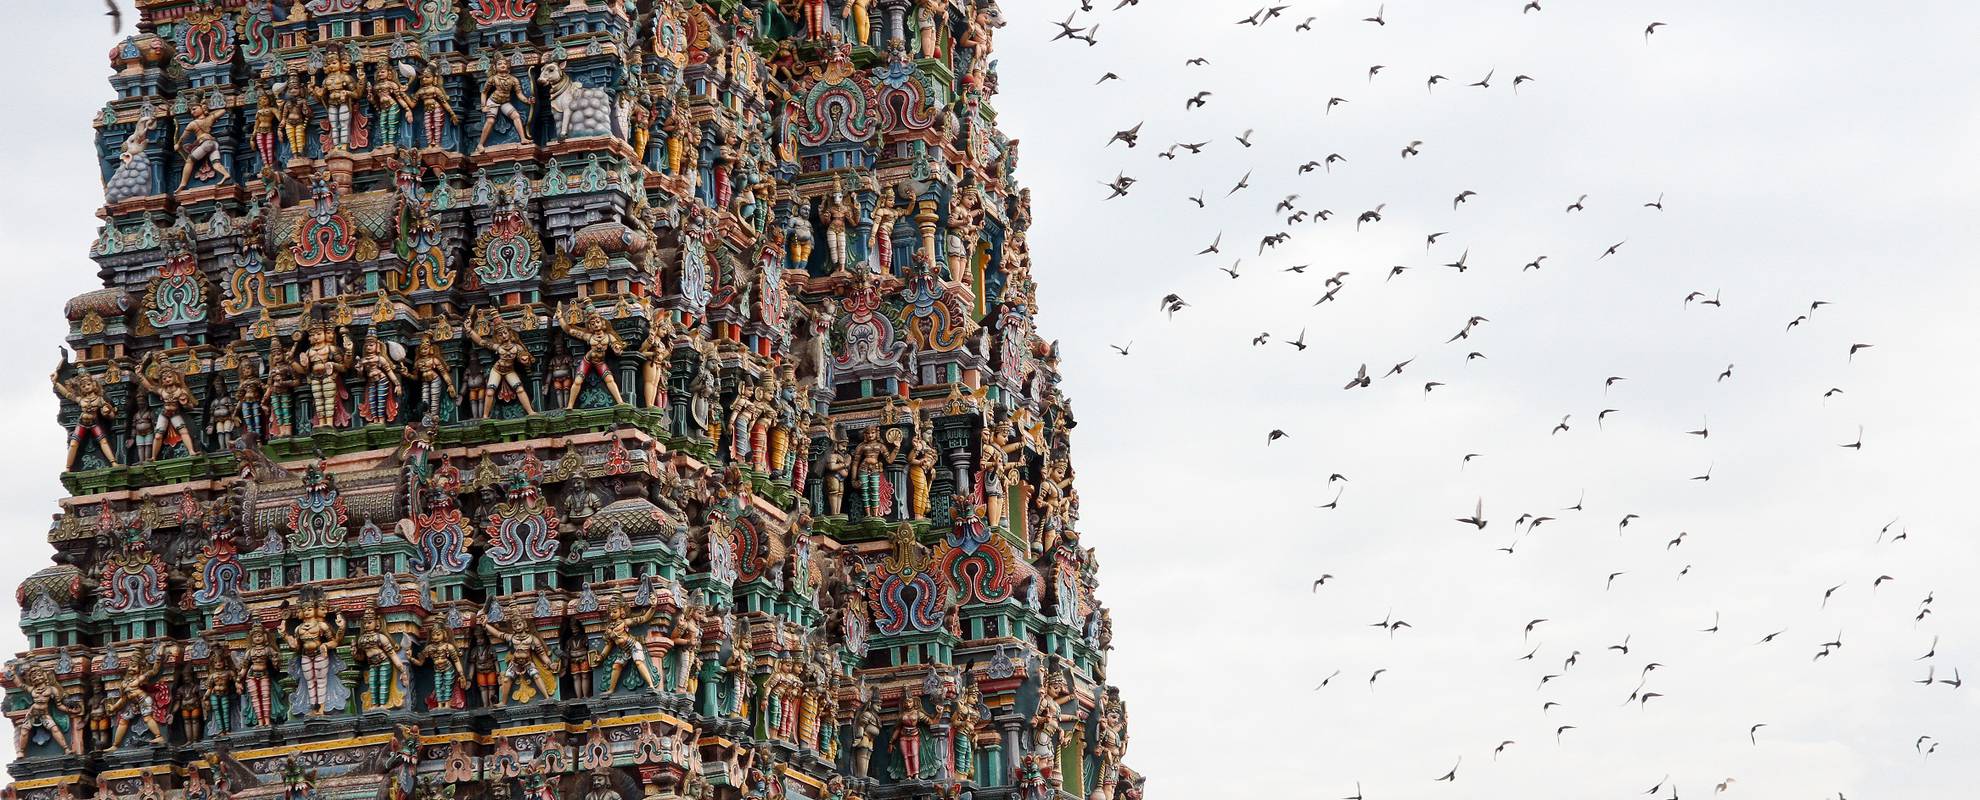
[9,2,1140,800]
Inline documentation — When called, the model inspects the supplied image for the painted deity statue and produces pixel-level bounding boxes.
[592,595,664,694]
[822,435,851,515]
[638,314,677,410]
[240,624,283,726]
[476,58,534,152]
[278,75,313,160]
[231,359,269,442]
[282,596,345,716]
[411,617,468,710]
[851,693,880,778]
[480,609,558,705]
[136,352,203,459]
[892,688,927,780]
[106,644,173,748]
[14,664,80,756]
[467,308,537,417]
[354,334,407,425]
[849,427,901,518]
[176,101,233,190]
[251,77,281,169]
[352,607,407,711]
[556,303,627,408]
[50,362,119,468]
[201,630,241,734]
[293,323,353,431]
[411,333,458,422]
[264,332,306,436]
[311,49,368,152]
[369,58,415,149]
[905,427,937,519]
[414,64,458,150]
[821,191,855,268]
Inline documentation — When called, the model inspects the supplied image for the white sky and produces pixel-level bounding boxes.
[3,0,1978,797]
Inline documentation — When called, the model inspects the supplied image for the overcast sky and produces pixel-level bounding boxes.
[4,1,1979,796]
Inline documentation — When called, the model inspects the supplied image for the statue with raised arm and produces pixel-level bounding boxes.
[50,355,119,468]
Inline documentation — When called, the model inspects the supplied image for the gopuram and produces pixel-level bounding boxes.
[9,1,1142,800]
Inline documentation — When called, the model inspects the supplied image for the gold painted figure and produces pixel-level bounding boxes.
[591,594,664,694]
[136,352,202,459]
[50,361,119,468]
[479,609,558,705]
[467,308,538,417]
[555,303,627,408]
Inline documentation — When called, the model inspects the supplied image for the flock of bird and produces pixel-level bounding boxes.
[1038,2,1955,798]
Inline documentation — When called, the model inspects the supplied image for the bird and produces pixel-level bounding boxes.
[1605,375,1628,392]
[105,0,125,31]
[1275,194,1301,213]
[1325,152,1348,171]
[1311,575,1334,592]
[1343,364,1372,390]
[1618,513,1639,533]
[1552,415,1572,435]
[1400,140,1423,158]
[1364,3,1385,25]
[1469,69,1494,88]
[1296,16,1316,31]
[1444,249,1470,272]
[1749,723,1766,745]
[1841,426,1863,450]
[1427,231,1448,250]
[1107,122,1143,148]
[1717,363,1735,382]
[1386,359,1414,377]
[1756,629,1787,644]
[1070,23,1101,45]
[1513,74,1535,92]
[1715,778,1736,794]
[1666,532,1686,550]
[1598,409,1620,429]
[1608,634,1632,654]
[1184,91,1212,110]
[1326,97,1349,114]
[1494,740,1515,760]
[1943,668,1963,688]
[1159,293,1188,320]
[1251,333,1270,346]
[1235,129,1256,148]
[1556,725,1577,743]
[1185,56,1210,66]
[1457,498,1487,530]
[1368,668,1387,690]
[1266,429,1290,446]
[1287,329,1308,351]
[1691,463,1713,481]
[1849,343,1874,361]
[1566,194,1588,213]
[1178,141,1209,154]
[1606,571,1626,591]
[1297,160,1323,174]
[1600,241,1626,259]
[1810,299,1832,315]
[1049,11,1084,40]
[1524,0,1541,11]
[1434,757,1459,782]
[1521,256,1549,272]
[1227,170,1253,196]
[1423,381,1444,396]
[1284,264,1309,274]
[1786,315,1807,331]
[1645,192,1665,209]
[1356,204,1386,230]
[1687,417,1709,438]
[1524,618,1546,640]
[1368,65,1385,81]
[1701,611,1720,633]
[1821,584,1844,608]
[1094,72,1119,84]
[1917,635,1937,660]
[1108,342,1132,356]
[1388,265,1409,281]
[1197,232,1222,255]
[1217,261,1242,279]
[1461,453,1482,468]
[1314,669,1341,689]
[1426,74,1447,92]
[1187,192,1205,209]
[1645,21,1667,42]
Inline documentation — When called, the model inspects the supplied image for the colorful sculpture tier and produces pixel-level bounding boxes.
[11,2,1141,800]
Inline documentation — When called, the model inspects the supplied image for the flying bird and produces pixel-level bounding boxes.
[1343,363,1372,390]
[1107,122,1143,148]
[1645,21,1667,42]
[1457,498,1487,530]
[1108,342,1132,356]
[1364,3,1385,25]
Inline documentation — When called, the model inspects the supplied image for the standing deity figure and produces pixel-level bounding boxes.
[411,616,468,709]
[354,334,407,425]
[352,608,407,711]
[232,360,269,442]
[719,647,751,718]
[726,383,761,466]
[370,58,415,149]
[467,308,537,417]
[239,624,283,726]
[480,609,558,704]
[278,76,314,160]
[1034,457,1074,552]
[312,49,368,152]
[264,332,306,436]
[905,427,937,520]
[867,184,899,273]
[293,323,353,430]
[849,427,901,519]
[687,363,719,437]
[414,64,458,150]
[201,630,241,734]
[556,303,627,408]
[747,384,776,472]
[637,315,677,410]
[283,596,345,716]
[592,595,664,694]
[847,0,875,43]
[470,626,502,707]
[410,333,458,422]
[14,664,80,756]
[175,101,233,190]
[851,692,881,778]
[822,435,851,515]
[106,644,174,748]
[50,361,120,468]
[892,688,927,780]
[914,0,943,58]
[668,603,705,694]
[137,352,203,459]
[251,77,281,169]
[821,192,855,268]
[476,59,534,152]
